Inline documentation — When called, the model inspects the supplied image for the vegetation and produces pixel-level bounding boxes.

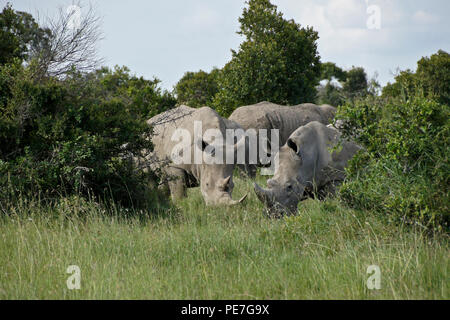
[0,61,175,208]
[0,1,448,300]
[337,74,449,231]
[317,62,380,106]
[0,4,51,65]
[0,5,175,208]
[174,68,219,108]
[0,174,447,299]
[211,0,321,116]
[383,50,450,105]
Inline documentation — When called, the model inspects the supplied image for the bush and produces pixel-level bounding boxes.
[336,94,449,231]
[0,61,172,209]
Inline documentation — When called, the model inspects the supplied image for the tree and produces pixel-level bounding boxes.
[35,2,103,79]
[342,67,368,99]
[0,6,173,208]
[212,0,321,116]
[316,62,346,106]
[0,2,103,80]
[320,62,346,82]
[316,63,378,106]
[0,3,51,65]
[382,50,450,105]
[416,50,450,105]
[0,61,173,207]
[316,82,345,106]
[91,66,176,118]
[174,68,219,108]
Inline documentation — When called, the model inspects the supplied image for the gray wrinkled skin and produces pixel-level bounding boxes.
[228,101,336,178]
[254,121,360,217]
[141,105,245,206]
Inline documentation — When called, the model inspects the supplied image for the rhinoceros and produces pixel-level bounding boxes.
[228,101,337,177]
[142,105,246,205]
[253,121,360,216]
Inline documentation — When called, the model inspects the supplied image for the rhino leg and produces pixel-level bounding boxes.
[165,167,187,200]
[157,180,170,198]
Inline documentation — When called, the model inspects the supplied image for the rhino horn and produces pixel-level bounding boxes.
[253,183,274,206]
[222,176,231,188]
[225,193,247,205]
[238,193,247,203]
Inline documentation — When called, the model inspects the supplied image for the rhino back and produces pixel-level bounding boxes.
[149,106,227,173]
[229,102,336,146]
[228,101,282,131]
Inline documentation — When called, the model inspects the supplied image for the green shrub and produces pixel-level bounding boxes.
[336,94,449,231]
[0,61,172,209]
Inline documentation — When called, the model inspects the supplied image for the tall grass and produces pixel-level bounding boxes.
[0,174,448,299]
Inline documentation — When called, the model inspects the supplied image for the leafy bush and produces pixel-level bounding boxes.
[0,61,173,209]
[337,94,449,231]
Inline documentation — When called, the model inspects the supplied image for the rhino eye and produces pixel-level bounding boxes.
[286,184,293,192]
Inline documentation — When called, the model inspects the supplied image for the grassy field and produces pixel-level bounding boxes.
[0,173,448,299]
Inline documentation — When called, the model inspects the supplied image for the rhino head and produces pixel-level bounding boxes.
[198,139,247,206]
[253,127,317,216]
[200,166,246,205]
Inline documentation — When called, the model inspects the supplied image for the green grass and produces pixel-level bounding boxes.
[0,174,448,299]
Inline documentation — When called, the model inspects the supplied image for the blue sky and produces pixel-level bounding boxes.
[5,0,450,91]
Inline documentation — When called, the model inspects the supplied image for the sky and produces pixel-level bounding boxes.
[5,0,450,91]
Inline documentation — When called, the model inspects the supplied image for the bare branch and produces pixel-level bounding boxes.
[33,1,104,78]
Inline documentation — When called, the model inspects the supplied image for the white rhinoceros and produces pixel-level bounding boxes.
[228,101,337,177]
[141,105,246,205]
[253,121,360,216]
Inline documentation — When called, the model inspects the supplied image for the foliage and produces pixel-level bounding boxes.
[0,3,51,65]
[337,92,449,231]
[212,0,321,116]
[0,61,173,208]
[316,82,346,107]
[342,67,368,99]
[317,63,380,106]
[91,65,176,118]
[383,50,450,105]
[320,62,347,82]
[174,68,219,108]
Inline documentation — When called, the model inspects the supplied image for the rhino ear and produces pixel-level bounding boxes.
[200,139,215,157]
[200,140,208,151]
[287,137,300,155]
